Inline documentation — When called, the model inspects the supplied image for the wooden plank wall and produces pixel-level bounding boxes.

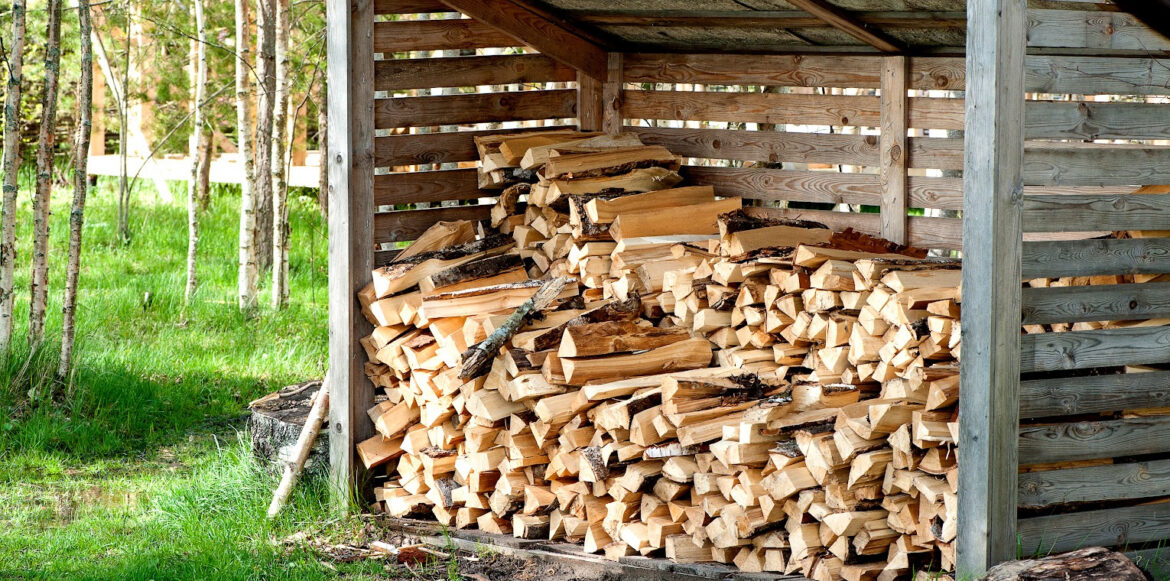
[372,0,578,265]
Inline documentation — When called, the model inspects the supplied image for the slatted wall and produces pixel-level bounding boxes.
[372,0,579,265]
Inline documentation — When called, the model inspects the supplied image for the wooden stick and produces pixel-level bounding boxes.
[459,277,572,380]
[267,379,330,518]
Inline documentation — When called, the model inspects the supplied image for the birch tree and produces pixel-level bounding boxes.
[254,0,276,273]
[60,0,95,379]
[0,0,27,352]
[236,0,259,309]
[29,0,64,346]
[185,0,207,302]
[270,0,290,308]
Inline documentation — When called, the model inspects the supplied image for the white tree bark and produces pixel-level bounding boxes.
[254,0,276,273]
[60,0,94,379]
[236,0,259,309]
[0,0,27,353]
[30,0,62,346]
[185,0,207,303]
[270,0,290,309]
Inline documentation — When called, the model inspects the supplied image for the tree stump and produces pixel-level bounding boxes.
[249,380,329,478]
[982,547,1148,581]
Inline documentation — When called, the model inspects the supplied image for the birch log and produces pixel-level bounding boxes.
[185,0,207,302]
[0,0,27,352]
[59,0,94,379]
[236,0,259,309]
[29,0,63,346]
[267,381,329,518]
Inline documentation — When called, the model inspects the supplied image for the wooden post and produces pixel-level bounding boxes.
[576,70,602,132]
[577,53,622,134]
[959,0,1026,574]
[326,0,375,510]
[879,55,907,245]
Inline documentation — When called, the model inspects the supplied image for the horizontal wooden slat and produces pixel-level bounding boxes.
[1020,370,1170,417]
[1022,282,1170,324]
[1024,145,1170,187]
[1018,502,1170,556]
[1022,325,1170,373]
[376,89,577,128]
[745,206,961,249]
[630,126,878,166]
[1027,9,1170,53]
[374,168,481,206]
[1022,237,1170,279]
[1019,459,1170,509]
[623,90,881,127]
[678,166,962,210]
[1019,415,1170,464]
[375,126,574,167]
[1025,56,1170,95]
[375,54,575,91]
[1026,101,1170,141]
[374,204,492,244]
[1023,194,1170,232]
[373,19,518,53]
[907,136,963,170]
[374,0,448,14]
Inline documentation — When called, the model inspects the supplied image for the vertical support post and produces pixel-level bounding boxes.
[576,53,622,135]
[327,0,375,509]
[959,0,1025,574]
[879,55,908,245]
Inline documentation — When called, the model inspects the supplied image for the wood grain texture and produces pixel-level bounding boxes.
[680,166,962,210]
[376,89,576,128]
[621,89,882,127]
[1022,325,1170,373]
[439,0,608,79]
[1018,502,1170,557]
[630,125,878,166]
[1020,370,1170,417]
[1022,237,1170,279]
[784,0,905,51]
[880,55,908,245]
[576,70,603,132]
[373,19,516,53]
[600,53,623,135]
[375,125,575,167]
[373,0,447,14]
[1022,282,1170,324]
[1019,459,1170,509]
[1025,55,1170,95]
[374,205,492,245]
[959,0,1025,570]
[1026,101,1170,141]
[374,168,480,206]
[1019,415,1170,465]
[1024,194,1170,233]
[375,54,574,91]
[908,136,963,170]
[1027,9,1170,53]
[744,206,961,249]
[327,0,375,506]
[1024,145,1170,187]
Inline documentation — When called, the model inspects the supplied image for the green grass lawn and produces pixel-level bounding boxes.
[0,179,392,579]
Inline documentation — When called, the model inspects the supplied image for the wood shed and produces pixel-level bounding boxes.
[325,0,1170,575]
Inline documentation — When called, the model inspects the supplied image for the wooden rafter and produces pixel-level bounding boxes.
[439,0,610,79]
[784,0,906,53]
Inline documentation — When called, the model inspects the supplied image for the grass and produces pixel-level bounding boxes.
[0,178,388,579]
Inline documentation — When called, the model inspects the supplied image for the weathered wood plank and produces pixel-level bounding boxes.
[679,166,963,210]
[373,19,517,53]
[745,207,961,249]
[1019,459,1170,509]
[577,70,603,132]
[1018,503,1170,557]
[1025,56,1170,95]
[327,0,376,507]
[1019,415,1170,465]
[630,125,878,166]
[1022,282,1170,324]
[1027,101,1170,141]
[374,168,481,207]
[1027,9,1170,53]
[1020,370,1170,417]
[1022,237,1170,279]
[375,126,575,167]
[1024,145,1170,187]
[375,54,574,91]
[959,0,1025,571]
[880,55,908,245]
[621,89,882,127]
[374,0,448,14]
[600,53,623,135]
[1023,194,1170,233]
[439,0,609,80]
[374,205,492,245]
[908,136,963,170]
[784,0,905,51]
[376,89,577,128]
[1022,326,1170,373]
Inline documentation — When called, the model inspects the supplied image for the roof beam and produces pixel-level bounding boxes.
[439,0,609,79]
[784,0,906,52]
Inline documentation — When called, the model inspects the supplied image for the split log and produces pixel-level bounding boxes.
[459,277,574,380]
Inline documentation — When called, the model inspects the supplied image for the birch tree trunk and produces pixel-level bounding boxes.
[316,81,327,219]
[185,0,207,303]
[59,0,94,379]
[254,0,276,273]
[0,0,28,353]
[270,0,290,309]
[236,0,259,309]
[29,0,63,347]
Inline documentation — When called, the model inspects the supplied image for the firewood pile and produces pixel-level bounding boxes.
[354,131,963,580]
